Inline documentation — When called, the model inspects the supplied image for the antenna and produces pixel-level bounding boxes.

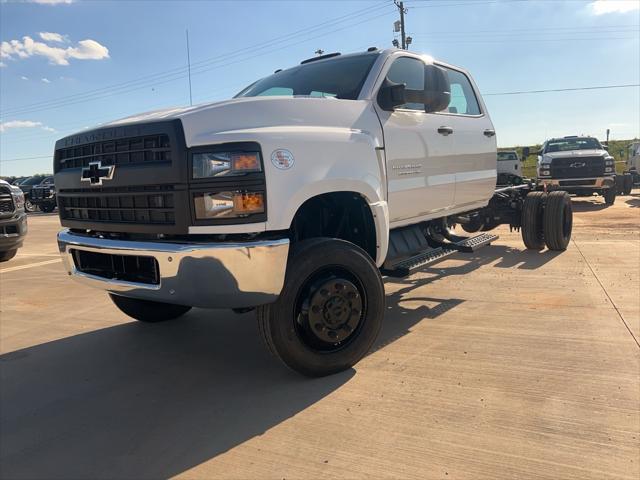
[186,29,193,106]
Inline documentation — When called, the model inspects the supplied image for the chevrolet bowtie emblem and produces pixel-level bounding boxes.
[569,162,586,168]
[81,161,115,186]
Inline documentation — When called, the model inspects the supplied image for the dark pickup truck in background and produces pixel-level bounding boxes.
[29,176,57,213]
[0,179,28,262]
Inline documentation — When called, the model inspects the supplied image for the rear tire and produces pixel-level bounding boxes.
[623,175,633,195]
[0,249,17,262]
[603,187,616,205]
[257,238,384,377]
[543,191,572,251]
[521,191,546,250]
[109,294,191,322]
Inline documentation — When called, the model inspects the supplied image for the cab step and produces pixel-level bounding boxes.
[450,232,499,253]
[381,247,456,278]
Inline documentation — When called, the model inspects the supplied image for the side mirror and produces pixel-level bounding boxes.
[522,147,530,159]
[423,64,450,113]
[377,80,406,111]
[537,149,543,156]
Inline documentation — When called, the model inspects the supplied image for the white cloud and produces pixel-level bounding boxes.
[588,0,640,15]
[20,75,29,80]
[1,35,109,66]
[41,77,51,83]
[38,32,67,43]
[0,120,55,133]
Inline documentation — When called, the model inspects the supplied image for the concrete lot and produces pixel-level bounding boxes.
[1,194,639,479]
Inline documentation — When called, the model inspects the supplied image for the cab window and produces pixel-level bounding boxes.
[385,57,425,111]
[443,68,481,115]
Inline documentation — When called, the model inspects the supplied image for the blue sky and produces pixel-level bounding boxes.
[1,0,638,176]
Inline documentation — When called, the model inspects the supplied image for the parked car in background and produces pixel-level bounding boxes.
[30,176,57,213]
[17,175,48,212]
[537,135,617,204]
[497,150,522,185]
[0,179,28,262]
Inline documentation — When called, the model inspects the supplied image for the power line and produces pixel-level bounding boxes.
[484,84,640,96]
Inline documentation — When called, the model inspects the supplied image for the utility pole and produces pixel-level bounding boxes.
[186,29,193,106]
[394,0,407,49]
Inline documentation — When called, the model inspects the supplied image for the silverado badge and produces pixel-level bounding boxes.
[81,161,115,186]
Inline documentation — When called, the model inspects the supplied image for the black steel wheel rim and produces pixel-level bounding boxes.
[293,266,367,352]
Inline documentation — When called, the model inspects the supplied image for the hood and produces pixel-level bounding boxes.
[101,96,383,148]
[543,149,606,159]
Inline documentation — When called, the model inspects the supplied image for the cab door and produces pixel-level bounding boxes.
[437,66,497,208]
[374,56,457,225]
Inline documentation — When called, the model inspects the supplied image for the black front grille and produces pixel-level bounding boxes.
[58,187,175,225]
[550,156,605,179]
[0,187,15,214]
[55,134,172,171]
[31,187,51,200]
[71,249,160,285]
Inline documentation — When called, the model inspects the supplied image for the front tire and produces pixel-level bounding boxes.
[109,294,191,322]
[521,191,546,250]
[24,199,36,213]
[543,191,572,251]
[603,187,616,205]
[623,175,633,195]
[0,249,17,262]
[257,238,384,377]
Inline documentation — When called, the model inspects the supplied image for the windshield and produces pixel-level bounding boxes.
[544,137,601,153]
[235,53,378,100]
[21,176,45,185]
[498,152,518,161]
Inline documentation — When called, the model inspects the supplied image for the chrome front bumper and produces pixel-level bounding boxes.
[57,229,290,308]
[538,176,615,189]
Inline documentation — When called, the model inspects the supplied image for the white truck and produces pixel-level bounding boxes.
[54,48,573,376]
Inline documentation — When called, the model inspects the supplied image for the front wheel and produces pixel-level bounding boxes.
[257,238,384,377]
[109,294,191,322]
[623,175,633,195]
[603,187,616,205]
[0,249,17,262]
[24,199,36,213]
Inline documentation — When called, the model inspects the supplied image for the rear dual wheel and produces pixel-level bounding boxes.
[257,238,384,377]
[521,191,572,251]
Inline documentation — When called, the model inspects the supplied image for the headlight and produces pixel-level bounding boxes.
[194,191,265,219]
[605,167,614,173]
[604,157,614,166]
[540,169,550,176]
[10,188,25,209]
[192,151,261,179]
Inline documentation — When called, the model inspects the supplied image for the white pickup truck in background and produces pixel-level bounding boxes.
[54,48,573,376]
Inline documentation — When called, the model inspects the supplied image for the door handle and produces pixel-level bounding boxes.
[484,129,496,137]
[437,126,454,136]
